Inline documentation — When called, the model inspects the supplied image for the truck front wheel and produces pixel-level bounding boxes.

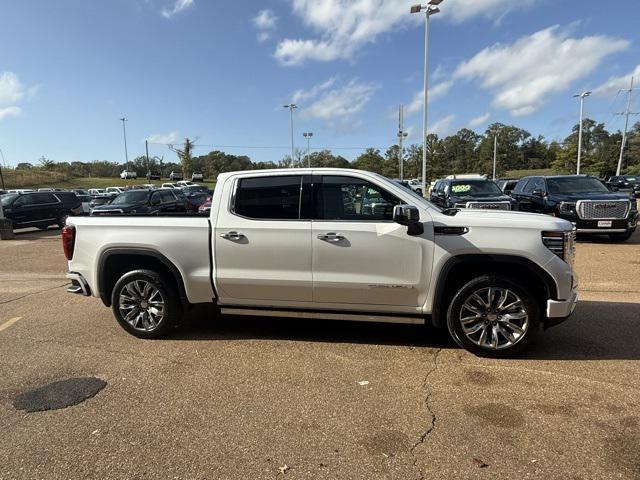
[446,275,541,358]
[111,269,181,339]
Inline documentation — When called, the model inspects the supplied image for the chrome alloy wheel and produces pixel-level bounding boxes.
[118,280,165,332]
[459,287,529,350]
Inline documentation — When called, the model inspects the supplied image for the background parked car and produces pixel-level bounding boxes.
[91,189,188,215]
[88,195,113,210]
[606,175,640,197]
[169,171,183,181]
[511,174,638,241]
[198,198,212,215]
[496,179,519,195]
[191,172,204,181]
[146,171,161,180]
[88,188,107,196]
[0,191,81,229]
[120,170,137,179]
[430,178,513,210]
[105,187,125,196]
[161,183,179,189]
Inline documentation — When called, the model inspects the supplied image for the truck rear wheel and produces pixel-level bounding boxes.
[111,269,181,339]
[446,275,540,358]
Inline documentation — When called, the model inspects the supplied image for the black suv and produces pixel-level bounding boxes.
[496,179,519,195]
[0,191,82,229]
[512,175,638,241]
[430,178,513,210]
[606,175,640,198]
[91,189,188,215]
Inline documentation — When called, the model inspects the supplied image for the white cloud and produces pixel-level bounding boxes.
[0,72,28,121]
[429,114,455,136]
[592,64,640,96]
[468,112,490,128]
[275,0,541,66]
[291,77,336,104]
[302,79,378,120]
[253,9,278,42]
[146,132,180,144]
[453,25,629,116]
[0,106,21,121]
[253,9,278,30]
[405,80,454,115]
[441,0,539,24]
[161,0,194,18]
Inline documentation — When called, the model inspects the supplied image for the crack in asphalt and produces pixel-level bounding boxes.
[409,347,441,480]
[0,283,69,305]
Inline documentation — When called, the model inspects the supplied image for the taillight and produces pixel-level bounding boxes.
[62,225,76,260]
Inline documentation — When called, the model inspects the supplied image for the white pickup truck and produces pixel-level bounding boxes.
[63,168,578,357]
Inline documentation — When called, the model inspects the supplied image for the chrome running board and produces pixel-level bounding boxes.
[220,308,424,325]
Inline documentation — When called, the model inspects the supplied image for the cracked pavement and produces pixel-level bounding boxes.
[0,228,639,479]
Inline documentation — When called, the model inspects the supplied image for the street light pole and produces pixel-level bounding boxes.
[120,117,129,170]
[411,1,442,196]
[303,132,313,168]
[283,104,298,165]
[573,91,590,175]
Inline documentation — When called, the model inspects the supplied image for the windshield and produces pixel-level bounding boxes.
[110,190,150,205]
[547,177,609,194]
[1,193,18,206]
[449,180,503,197]
[623,176,637,182]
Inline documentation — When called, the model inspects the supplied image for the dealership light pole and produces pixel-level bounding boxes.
[120,117,129,170]
[573,91,590,175]
[303,132,313,168]
[411,0,443,196]
[283,104,298,165]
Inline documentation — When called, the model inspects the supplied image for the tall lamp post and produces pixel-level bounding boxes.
[302,132,313,168]
[411,0,443,196]
[573,91,591,175]
[397,104,408,181]
[283,104,298,165]
[120,117,129,171]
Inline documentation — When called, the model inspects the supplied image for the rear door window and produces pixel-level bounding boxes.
[234,175,302,220]
[31,193,57,204]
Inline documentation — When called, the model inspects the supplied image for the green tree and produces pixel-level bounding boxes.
[352,148,385,174]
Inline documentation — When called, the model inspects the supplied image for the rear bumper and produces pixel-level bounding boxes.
[66,272,91,296]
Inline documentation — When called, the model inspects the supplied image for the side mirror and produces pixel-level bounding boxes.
[393,205,423,236]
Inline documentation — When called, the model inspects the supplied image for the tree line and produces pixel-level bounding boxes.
[13,119,640,180]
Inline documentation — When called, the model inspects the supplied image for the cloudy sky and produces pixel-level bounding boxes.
[1,0,639,165]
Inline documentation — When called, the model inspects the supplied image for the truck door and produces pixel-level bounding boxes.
[311,174,430,308]
[214,174,312,303]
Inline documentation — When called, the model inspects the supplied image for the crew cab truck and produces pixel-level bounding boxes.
[63,168,578,358]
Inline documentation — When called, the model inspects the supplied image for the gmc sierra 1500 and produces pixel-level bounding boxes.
[63,168,578,357]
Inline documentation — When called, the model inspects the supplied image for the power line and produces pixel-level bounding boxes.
[147,142,391,150]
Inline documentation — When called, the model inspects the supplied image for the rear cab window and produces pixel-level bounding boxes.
[233,175,303,220]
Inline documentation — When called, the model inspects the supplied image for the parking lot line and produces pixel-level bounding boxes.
[0,317,22,332]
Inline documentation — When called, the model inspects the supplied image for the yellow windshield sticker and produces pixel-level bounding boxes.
[451,184,472,193]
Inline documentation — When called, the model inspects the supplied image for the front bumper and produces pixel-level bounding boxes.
[546,289,578,327]
[66,272,91,296]
[565,213,638,234]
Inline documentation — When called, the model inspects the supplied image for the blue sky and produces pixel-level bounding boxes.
[1,0,639,166]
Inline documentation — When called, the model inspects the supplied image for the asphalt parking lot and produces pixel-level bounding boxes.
[1,229,639,479]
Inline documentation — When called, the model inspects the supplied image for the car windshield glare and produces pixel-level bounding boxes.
[111,190,150,205]
[547,177,609,194]
[450,181,503,196]
[1,193,19,206]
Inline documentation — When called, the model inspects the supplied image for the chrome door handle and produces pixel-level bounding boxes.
[317,232,344,242]
[220,231,245,240]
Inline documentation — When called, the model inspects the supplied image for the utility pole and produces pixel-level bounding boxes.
[283,104,298,165]
[120,117,129,170]
[410,0,443,196]
[492,134,498,180]
[145,140,150,179]
[616,76,637,176]
[397,104,408,181]
[302,132,313,168]
[573,91,591,175]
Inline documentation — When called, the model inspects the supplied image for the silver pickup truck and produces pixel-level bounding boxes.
[63,168,578,357]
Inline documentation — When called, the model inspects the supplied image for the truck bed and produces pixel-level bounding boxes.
[68,216,215,304]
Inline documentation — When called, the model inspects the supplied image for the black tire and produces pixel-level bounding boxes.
[608,231,633,242]
[57,212,70,229]
[111,269,182,339]
[446,275,541,358]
